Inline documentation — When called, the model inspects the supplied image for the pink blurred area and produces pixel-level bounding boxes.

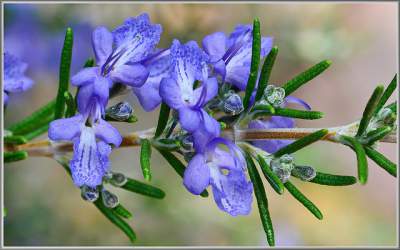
[3,2,398,246]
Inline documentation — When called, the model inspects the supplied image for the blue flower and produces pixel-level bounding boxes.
[71,13,162,110]
[48,98,122,188]
[183,138,253,216]
[132,48,172,111]
[159,39,220,135]
[3,52,34,105]
[202,24,273,90]
[248,96,311,153]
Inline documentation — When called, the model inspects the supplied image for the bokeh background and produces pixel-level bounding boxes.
[2,2,398,247]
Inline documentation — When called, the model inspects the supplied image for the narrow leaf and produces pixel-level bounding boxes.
[245,152,275,246]
[341,136,368,184]
[255,46,279,102]
[253,108,324,120]
[256,155,284,194]
[284,181,323,220]
[305,172,356,186]
[356,85,385,137]
[7,99,56,135]
[94,197,136,243]
[385,101,397,113]
[64,91,76,118]
[156,148,209,198]
[363,126,393,145]
[282,60,331,96]
[4,135,27,145]
[154,103,170,138]
[364,146,397,177]
[4,151,28,163]
[24,124,49,141]
[140,139,152,181]
[121,178,165,199]
[243,18,261,109]
[374,74,397,114]
[113,204,133,219]
[252,104,275,114]
[274,129,328,157]
[55,27,74,119]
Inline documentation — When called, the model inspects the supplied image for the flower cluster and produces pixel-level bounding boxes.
[3,52,34,105]
[44,13,311,216]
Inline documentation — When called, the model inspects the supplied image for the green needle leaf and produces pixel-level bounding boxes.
[282,60,331,96]
[140,139,152,181]
[255,46,279,102]
[64,91,76,118]
[154,103,170,138]
[273,129,328,158]
[364,146,397,177]
[113,204,133,219]
[7,99,56,135]
[363,126,393,145]
[341,136,368,184]
[156,148,209,198]
[374,74,397,114]
[256,155,284,194]
[23,124,49,141]
[94,197,136,243]
[252,104,275,115]
[253,108,324,120]
[55,27,74,120]
[121,178,165,199]
[243,18,261,109]
[4,151,28,163]
[385,101,397,113]
[356,85,385,137]
[303,172,356,186]
[284,181,323,220]
[4,135,27,145]
[245,152,275,246]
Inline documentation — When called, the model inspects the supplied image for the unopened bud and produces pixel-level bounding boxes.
[292,165,316,181]
[80,185,99,202]
[264,84,285,108]
[270,154,295,182]
[222,93,244,115]
[106,102,133,121]
[101,189,119,208]
[109,172,128,187]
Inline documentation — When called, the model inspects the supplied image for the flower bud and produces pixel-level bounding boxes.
[221,92,244,115]
[109,172,128,187]
[101,189,119,208]
[292,165,316,181]
[270,154,295,183]
[264,84,285,108]
[80,185,99,202]
[105,101,133,121]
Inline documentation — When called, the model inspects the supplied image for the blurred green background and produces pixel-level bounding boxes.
[3,2,398,246]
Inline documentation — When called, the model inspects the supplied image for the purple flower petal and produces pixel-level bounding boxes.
[48,114,83,141]
[225,65,249,91]
[193,77,218,106]
[159,77,183,110]
[110,63,149,88]
[132,80,162,112]
[285,96,311,110]
[183,154,210,195]
[261,37,274,58]
[3,52,34,99]
[70,127,106,188]
[112,13,162,64]
[210,168,253,216]
[92,26,113,66]
[95,119,122,147]
[178,107,201,132]
[202,32,227,62]
[71,67,99,86]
